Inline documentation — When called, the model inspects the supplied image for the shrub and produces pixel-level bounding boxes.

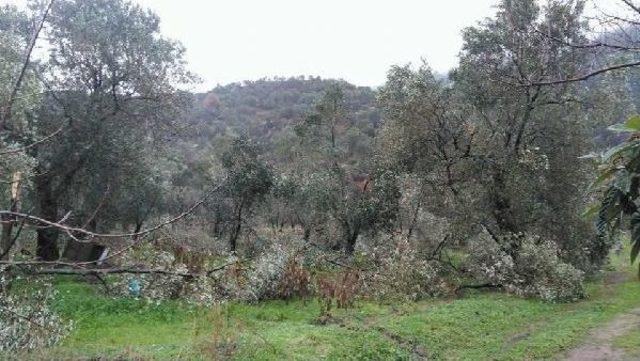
[194,306,239,358]
[359,238,448,301]
[466,232,585,302]
[0,268,72,351]
[315,269,360,323]
[241,243,291,301]
[113,242,238,305]
[277,257,311,300]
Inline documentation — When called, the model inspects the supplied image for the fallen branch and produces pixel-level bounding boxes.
[5,261,237,279]
[455,283,503,293]
[0,305,48,329]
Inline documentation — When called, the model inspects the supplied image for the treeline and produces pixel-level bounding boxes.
[3,0,640,310]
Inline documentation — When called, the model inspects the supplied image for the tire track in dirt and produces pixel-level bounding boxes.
[564,272,640,361]
[563,308,640,361]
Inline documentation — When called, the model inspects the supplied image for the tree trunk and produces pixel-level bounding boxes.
[491,170,517,234]
[63,218,106,263]
[406,195,423,241]
[1,172,22,259]
[344,230,359,255]
[229,204,243,252]
[212,218,220,237]
[133,221,143,240]
[342,222,360,255]
[36,184,60,261]
[35,176,60,261]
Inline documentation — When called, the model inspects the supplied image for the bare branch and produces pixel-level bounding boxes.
[0,305,48,329]
[0,209,29,259]
[16,261,237,278]
[534,27,640,51]
[527,60,640,86]
[622,0,640,16]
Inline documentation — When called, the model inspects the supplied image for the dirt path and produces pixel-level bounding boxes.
[563,308,640,361]
[564,273,640,361]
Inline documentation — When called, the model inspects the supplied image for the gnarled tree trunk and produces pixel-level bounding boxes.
[35,175,60,261]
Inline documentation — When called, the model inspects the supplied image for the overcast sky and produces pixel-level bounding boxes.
[133,0,501,90]
[3,0,504,90]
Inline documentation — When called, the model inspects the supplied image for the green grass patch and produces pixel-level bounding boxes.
[613,327,640,357]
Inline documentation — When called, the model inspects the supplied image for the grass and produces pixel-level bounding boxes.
[9,249,640,360]
[613,328,640,357]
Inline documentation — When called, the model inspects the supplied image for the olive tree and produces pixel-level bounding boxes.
[219,136,273,252]
[0,3,45,259]
[293,85,400,254]
[378,0,602,269]
[30,0,193,260]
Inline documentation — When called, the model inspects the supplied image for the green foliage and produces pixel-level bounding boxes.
[218,136,274,251]
[4,1,640,356]
[289,86,400,252]
[222,137,274,201]
[595,114,640,275]
[377,0,600,273]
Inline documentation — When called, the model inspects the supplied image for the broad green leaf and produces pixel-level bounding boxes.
[626,115,640,131]
[582,203,599,219]
[591,166,619,188]
[608,123,634,133]
[631,213,640,264]
[632,237,640,264]
[603,141,640,162]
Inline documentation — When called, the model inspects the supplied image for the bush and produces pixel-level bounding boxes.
[466,232,585,302]
[277,257,311,300]
[358,238,448,301]
[0,268,72,351]
[241,242,291,301]
[317,270,360,312]
[113,242,238,305]
[241,239,314,301]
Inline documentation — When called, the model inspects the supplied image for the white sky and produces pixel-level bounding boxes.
[3,0,503,91]
[135,0,501,90]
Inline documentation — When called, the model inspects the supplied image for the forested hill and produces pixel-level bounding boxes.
[185,77,380,160]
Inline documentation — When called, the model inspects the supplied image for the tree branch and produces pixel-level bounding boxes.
[18,261,237,278]
[527,60,640,86]
[0,0,55,132]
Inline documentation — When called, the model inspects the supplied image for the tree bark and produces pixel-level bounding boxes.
[132,221,143,240]
[35,176,60,261]
[342,223,360,255]
[491,169,517,234]
[229,204,243,252]
[62,218,105,263]
[1,172,22,259]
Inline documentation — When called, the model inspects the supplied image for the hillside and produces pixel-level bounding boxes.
[186,77,379,160]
